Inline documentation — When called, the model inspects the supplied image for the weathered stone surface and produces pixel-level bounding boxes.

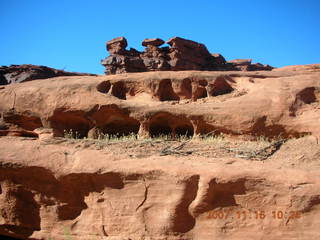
[0,66,319,138]
[0,66,320,239]
[228,59,253,65]
[101,37,274,74]
[0,134,320,240]
[0,64,95,85]
[166,37,215,71]
[142,38,165,47]
[212,53,227,65]
[106,36,128,54]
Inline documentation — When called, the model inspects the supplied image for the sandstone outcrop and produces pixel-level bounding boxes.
[101,37,274,74]
[0,64,95,85]
[0,66,319,139]
[0,134,320,240]
[0,65,320,239]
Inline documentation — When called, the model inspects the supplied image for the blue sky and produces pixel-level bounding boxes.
[1,0,319,74]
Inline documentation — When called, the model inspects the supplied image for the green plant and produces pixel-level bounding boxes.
[95,132,138,142]
[200,132,227,145]
[63,129,80,139]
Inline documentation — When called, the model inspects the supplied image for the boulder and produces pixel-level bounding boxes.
[166,37,215,71]
[228,58,252,66]
[212,53,226,65]
[142,38,165,47]
[106,36,128,54]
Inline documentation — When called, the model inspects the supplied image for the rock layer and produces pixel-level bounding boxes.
[101,37,274,74]
[0,65,320,239]
[0,136,320,240]
[0,66,319,139]
[0,64,95,85]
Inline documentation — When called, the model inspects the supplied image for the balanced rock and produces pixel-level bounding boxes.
[142,38,165,47]
[106,36,128,54]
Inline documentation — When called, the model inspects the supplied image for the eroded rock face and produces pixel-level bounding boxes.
[101,36,274,74]
[0,67,319,140]
[0,64,95,85]
[142,38,165,47]
[0,136,320,240]
[0,66,320,239]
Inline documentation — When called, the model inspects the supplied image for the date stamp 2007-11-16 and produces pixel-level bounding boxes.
[205,209,302,221]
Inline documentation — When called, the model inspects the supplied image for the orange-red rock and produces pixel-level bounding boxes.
[0,65,320,240]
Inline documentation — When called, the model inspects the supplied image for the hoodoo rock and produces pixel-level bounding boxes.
[0,64,95,85]
[101,36,274,74]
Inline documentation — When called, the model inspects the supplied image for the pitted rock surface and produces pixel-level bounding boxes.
[0,65,320,240]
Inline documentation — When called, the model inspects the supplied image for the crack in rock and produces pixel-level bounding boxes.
[136,178,149,212]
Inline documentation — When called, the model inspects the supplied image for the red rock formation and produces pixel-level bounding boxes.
[0,64,95,85]
[0,135,320,240]
[0,66,319,139]
[101,36,274,74]
[227,59,273,71]
[0,65,320,240]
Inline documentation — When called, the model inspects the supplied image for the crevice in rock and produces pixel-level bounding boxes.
[149,113,194,138]
[250,116,308,138]
[3,111,42,131]
[149,114,173,137]
[192,86,207,100]
[102,225,108,237]
[0,226,35,240]
[101,118,140,137]
[300,195,320,213]
[150,122,172,137]
[57,172,124,221]
[192,120,235,137]
[191,79,208,101]
[0,234,23,240]
[87,105,140,138]
[0,181,41,239]
[210,179,247,209]
[0,166,125,227]
[190,178,247,218]
[179,78,192,99]
[296,87,317,104]
[111,81,126,100]
[170,175,199,233]
[208,76,234,96]
[135,178,149,212]
[48,110,91,138]
[156,79,180,101]
[175,124,194,137]
[96,81,111,94]
[289,87,318,116]
[0,130,39,138]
